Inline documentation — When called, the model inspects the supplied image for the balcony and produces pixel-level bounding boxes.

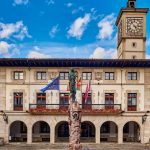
[29,104,122,115]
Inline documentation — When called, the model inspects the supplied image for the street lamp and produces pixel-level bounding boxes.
[0,111,8,124]
[142,113,148,124]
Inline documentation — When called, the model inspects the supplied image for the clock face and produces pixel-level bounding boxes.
[126,17,143,36]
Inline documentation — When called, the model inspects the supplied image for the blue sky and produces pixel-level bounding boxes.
[0,0,150,58]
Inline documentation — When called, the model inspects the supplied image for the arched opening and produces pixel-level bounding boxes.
[100,121,118,142]
[81,121,95,143]
[32,121,50,142]
[123,121,140,142]
[55,121,69,142]
[9,121,27,142]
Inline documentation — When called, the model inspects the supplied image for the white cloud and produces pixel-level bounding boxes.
[66,3,72,7]
[97,13,116,40]
[90,47,117,59]
[13,0,29,6]
[46,0,55,5]
[28,51,51,58]
[146,55,150,59]
[0,41,19,57]
[72,7,84,14]
[49,25,59,38]
[68,13,91,39]
[0,21,31,40]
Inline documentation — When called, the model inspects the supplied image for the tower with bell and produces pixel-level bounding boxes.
[116,0,149,59]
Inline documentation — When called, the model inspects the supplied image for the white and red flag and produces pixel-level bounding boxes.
[84,80,91,103]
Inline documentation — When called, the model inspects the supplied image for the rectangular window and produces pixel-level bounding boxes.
[105,72,114,80]
[14,92,23,111]
[82,72,92,80]
[82,93,92,109]
[36,72,46,80]
[59,93,69,109]
[128,93,137,111]
[128,72,137,80]
[37,93,46,108]
[105,93,114,109]
[59,72,69,80]
[14,71,24,80]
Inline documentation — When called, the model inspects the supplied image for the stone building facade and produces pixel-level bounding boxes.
[0,0,150,145]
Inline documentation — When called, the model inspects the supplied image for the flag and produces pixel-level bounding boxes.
[84,80,90,103]
[76,77,81,90]
[40,77,59,93]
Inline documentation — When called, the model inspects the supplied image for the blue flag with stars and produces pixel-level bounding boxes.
[40,77,59,92]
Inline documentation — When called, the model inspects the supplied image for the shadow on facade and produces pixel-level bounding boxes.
[123,121,140,143]
[100,121,118,142]
[9,121,27,142]
[32,121,50,142]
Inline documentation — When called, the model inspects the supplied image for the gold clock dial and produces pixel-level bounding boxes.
[126,17,143,36]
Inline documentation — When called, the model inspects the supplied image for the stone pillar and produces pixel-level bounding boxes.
[96,125,100,144]
[5,123,9,144]
[50,124,55,144]
[118,126,123,144]
[27,125,32,144]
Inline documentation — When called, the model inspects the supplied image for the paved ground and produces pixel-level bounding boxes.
[0,143,150,150]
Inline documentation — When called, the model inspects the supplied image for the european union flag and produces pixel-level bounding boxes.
[40,77,59,93]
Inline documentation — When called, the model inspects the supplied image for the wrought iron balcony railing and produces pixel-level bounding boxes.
[29,104,122,115]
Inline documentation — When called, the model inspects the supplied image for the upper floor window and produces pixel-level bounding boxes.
[82,72,92,80]
[36,72,46,80]
[37,93,46,106]
[59,93,69,109]
[59,72,69,80]
[128,93,137,111]
[128,72,137,80]
[105,72,114,80]
[82,93,92,109]
[105,93,114,109]
[14,92,23,111]
[14,71,24,80]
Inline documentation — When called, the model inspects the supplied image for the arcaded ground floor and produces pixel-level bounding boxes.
[0,114,150,144]
[0,143,150,150]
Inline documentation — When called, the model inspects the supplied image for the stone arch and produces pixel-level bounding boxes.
[9,120,27,142]
[123,121,141,142]
[81,121,95,143]
[100,121,118,142]
[55,121,69,143]
[32,121,50,142]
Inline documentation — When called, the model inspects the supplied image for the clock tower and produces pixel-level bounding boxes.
[116,0,149,59]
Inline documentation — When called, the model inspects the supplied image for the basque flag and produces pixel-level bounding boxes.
[40,77,59,93]
[84,80,90,103]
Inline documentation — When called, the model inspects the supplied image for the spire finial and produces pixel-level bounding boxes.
[127,0,136,8]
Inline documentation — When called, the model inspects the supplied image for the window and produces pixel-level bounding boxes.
[36,72,46,80]
[128,93,137,111]
[82,72,92,80]
[132,42,137,48]
[37,93,46,107]
[14,71,24,80]
[128,72,137,80]
[82,93,92,109]
[105,72,114,80]
[59,93,69,109]
[59,72,69,80]
[105,93,114,109]
[14,93,23,111]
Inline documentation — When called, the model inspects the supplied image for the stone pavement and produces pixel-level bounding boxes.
[0,143,150,150]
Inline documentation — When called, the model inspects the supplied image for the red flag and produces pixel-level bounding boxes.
[76,77,81,90]
[84,80,90,103]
